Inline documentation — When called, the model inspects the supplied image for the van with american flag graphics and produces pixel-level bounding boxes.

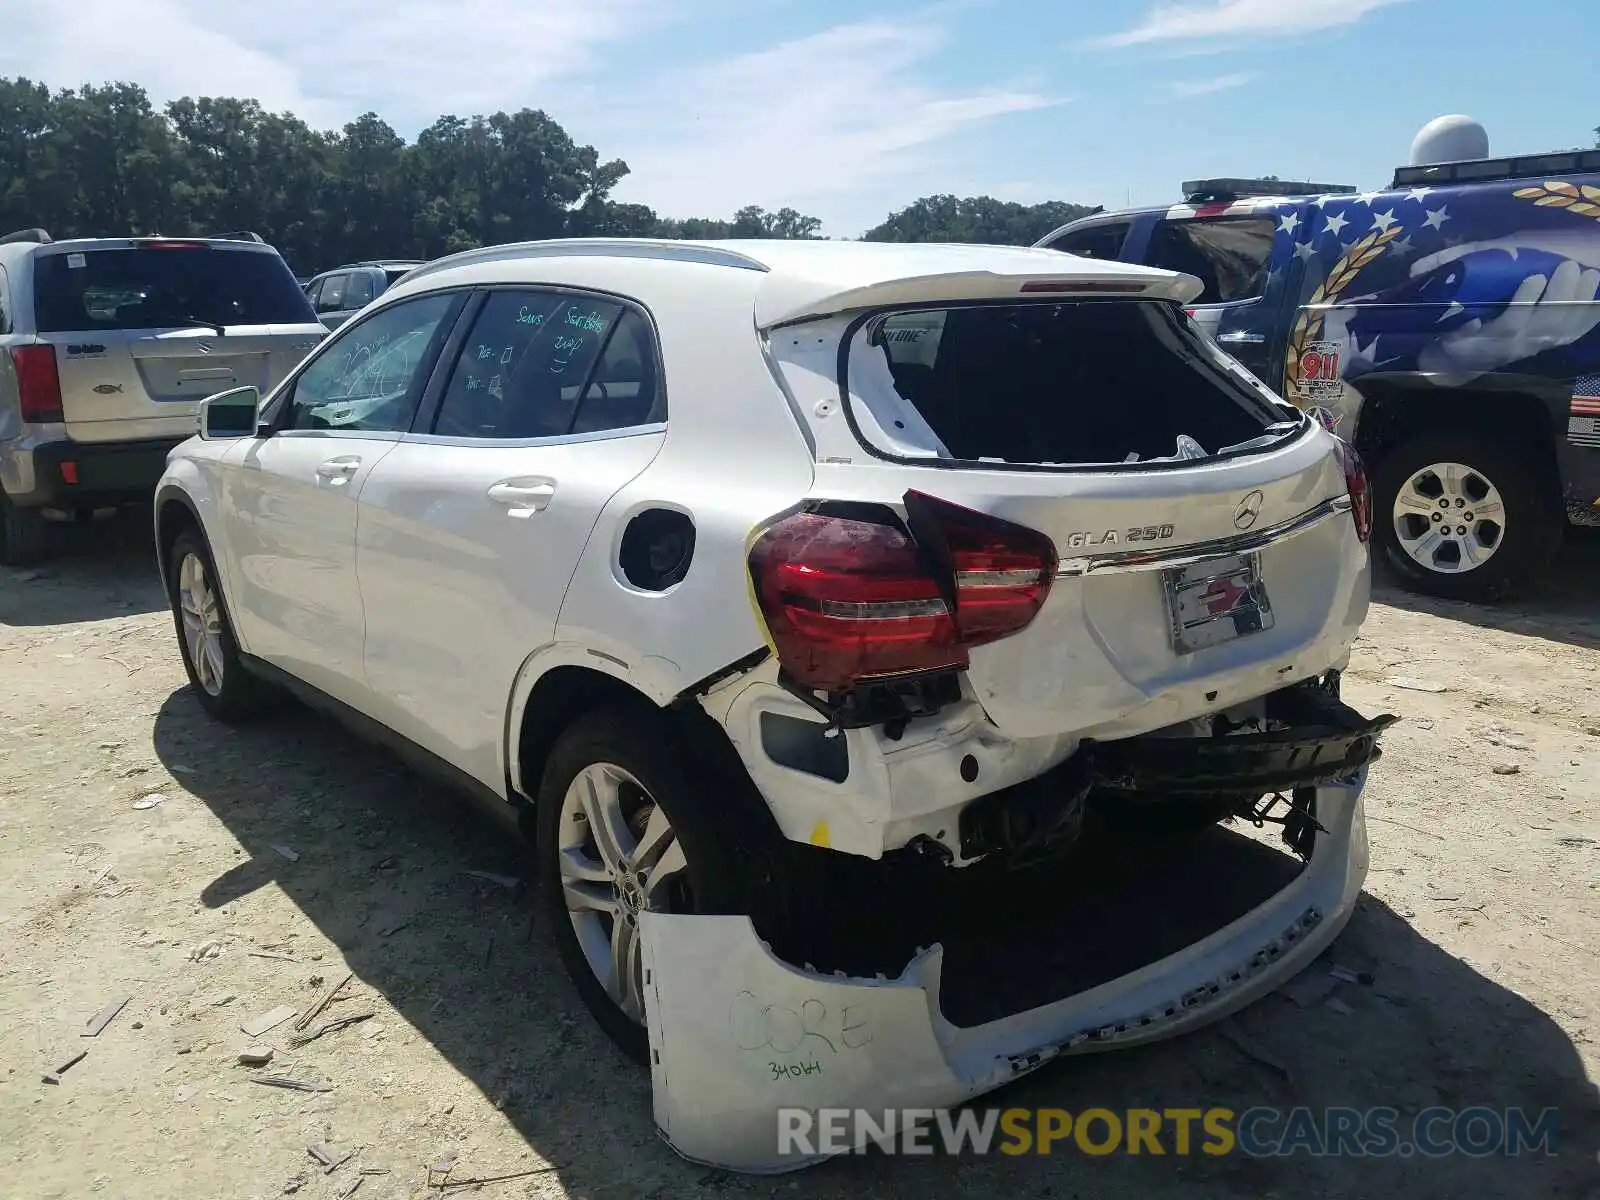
[1038,124,1600,602]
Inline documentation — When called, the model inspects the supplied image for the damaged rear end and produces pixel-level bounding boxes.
[645,258,1394,1171]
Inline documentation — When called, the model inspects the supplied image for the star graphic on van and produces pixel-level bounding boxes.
[1423,206,1451,231]
[1323,211,1349,238]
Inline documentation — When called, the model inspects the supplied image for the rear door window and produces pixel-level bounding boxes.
[846,300,1290,468]
[1142,218,1276,305]
[430,290,626,439]
[32,245,317,332]
[1044,222,1131,261]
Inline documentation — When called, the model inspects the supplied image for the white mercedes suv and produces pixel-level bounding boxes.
[154,237,1392,1167]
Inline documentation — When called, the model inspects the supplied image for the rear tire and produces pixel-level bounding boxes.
[166,528,279,721]
[1371,429,1562,602]
[0,495,51,566]
[536,705,749,1064]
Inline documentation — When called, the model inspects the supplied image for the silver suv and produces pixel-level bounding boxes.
[303,260,425,329]
[0,228,326,563]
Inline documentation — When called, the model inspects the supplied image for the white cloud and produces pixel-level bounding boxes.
[0,0,670,128]
[1163,72,1258,98]
[584,21,1060,236]
[1099,0,1407,47]
[0,2,1056,235]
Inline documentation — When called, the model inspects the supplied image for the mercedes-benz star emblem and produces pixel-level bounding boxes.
[1233,490,1265,530]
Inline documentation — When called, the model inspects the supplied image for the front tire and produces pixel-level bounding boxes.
[166,528,278,721]
[536,706,746,1064]
[1372,429,1562,602]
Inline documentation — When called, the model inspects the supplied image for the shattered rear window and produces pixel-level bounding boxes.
[843,300,1297,468]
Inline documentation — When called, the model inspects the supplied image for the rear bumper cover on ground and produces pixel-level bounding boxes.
[640,773,1372,1174]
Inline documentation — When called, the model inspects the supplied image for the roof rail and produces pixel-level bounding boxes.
[206,230,265,243]
[399,238,770,286]
[1182,178,1356,203]
[0,227,53,246]
[1391,147,1600,189]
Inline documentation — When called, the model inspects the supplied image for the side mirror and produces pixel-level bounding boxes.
[199,386,262,440]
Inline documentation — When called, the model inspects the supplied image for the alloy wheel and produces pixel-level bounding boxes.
[555,763,690,1024]
[1390,460,1506,575]
[178,552,226,696]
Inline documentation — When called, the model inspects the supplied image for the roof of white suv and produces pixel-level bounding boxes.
[394,237,1204,330]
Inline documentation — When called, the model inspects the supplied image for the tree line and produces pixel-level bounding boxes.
[0,78,1098,275]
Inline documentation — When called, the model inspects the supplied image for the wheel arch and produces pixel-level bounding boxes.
[1353,376,1564,500]
[154,484,203,583]
[154,481,258,660]
[506,650,783,855]
[507,656,665,803]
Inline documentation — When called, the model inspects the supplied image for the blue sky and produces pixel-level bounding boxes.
[2,0,1596,236]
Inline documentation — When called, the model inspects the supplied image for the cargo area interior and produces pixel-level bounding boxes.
[859,300,1296,466]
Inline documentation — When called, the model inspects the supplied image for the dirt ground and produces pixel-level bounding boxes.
[1,518,1596,1200]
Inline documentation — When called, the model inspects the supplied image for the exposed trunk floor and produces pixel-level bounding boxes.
[935,820,1308,1026]
[768,817,1308,1029]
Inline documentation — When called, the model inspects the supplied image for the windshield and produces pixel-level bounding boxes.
[843,299,1297,468]
[33,246,319,332]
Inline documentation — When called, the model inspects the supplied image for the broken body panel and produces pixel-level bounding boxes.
[631,274,1389,1172]
[642,775,1372,1173]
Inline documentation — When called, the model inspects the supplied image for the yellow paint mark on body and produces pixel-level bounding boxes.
[809,821,830,848]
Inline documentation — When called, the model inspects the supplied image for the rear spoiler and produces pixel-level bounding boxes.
[756,261,1203,330]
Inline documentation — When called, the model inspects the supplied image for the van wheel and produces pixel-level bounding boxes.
[0,496,51,566]
[166,528,278,720]
[536,706,748,1065]
[1372,429,1561,602]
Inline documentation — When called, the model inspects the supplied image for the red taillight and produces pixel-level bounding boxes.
[140,240,205,250]
[747,496,1056,694]
[11,345,63,423]
[1333,438,1371,543]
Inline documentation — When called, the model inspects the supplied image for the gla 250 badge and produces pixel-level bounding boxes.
[1063,524,1175,549]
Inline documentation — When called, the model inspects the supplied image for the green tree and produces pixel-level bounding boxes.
[863,194,1099,245]
[0,77,1110,275]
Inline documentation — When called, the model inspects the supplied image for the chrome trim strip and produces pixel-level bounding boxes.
[1055,494,1353,578]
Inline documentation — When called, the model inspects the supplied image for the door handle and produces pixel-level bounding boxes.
[315,456,361,482]
[487,479,556,517]
[1217,331,1266,345]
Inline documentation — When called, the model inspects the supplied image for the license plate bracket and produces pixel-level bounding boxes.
[1161,552,1274,655]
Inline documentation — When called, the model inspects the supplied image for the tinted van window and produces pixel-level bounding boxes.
[1144,218,1276,305]
[1045,222,1129,260]
[33,245,318,332]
